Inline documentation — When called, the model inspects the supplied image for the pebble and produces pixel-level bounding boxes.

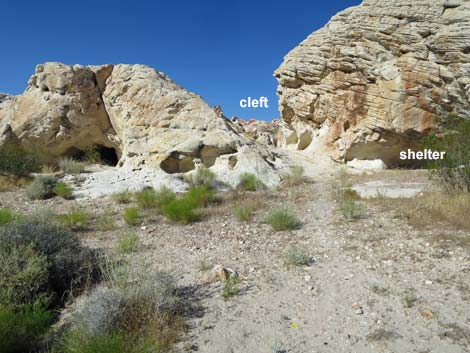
[304,275,312,282]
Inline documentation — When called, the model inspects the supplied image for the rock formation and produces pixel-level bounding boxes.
[0,63,281,187]
[275,0,470,166]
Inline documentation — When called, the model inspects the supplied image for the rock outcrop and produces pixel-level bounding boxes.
[0,63,281,187]
[275,0,470,166]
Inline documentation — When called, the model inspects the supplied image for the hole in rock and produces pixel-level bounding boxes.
[344,121,351,132]
[64,145,119,166]
[160,153,195,174]
[297,131,313,150]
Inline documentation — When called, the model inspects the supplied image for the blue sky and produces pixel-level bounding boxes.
[1,0,361,121]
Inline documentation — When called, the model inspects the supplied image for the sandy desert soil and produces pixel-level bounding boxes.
[0,151,468,353]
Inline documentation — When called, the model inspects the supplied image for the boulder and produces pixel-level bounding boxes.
[275,0,470,166]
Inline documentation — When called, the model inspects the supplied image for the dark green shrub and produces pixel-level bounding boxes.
[424,115,470,193]
[221,276,240,301]
[265,208,300,231]
[54,182,74,199]
[0,244,49,307]
[135,188,159,209]
[0,221,100,306]
[185,185,215,207]
[155,186,177,209]
[162,199,200,224]
[0,303,53,353]
[0,208,17,226]
[26,175,58,200]
[237,172,266,191]
[0,143,40,177]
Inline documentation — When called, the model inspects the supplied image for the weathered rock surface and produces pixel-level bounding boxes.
[0,63,281,188]
[275,0,470,166]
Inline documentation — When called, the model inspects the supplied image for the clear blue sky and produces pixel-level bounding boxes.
[1,0,361,121]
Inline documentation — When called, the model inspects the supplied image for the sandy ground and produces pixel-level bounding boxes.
[1,151,468,353]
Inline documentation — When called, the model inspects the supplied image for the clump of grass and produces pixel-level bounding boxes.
[57,209,91,230]
[162,198,200,224]
[123,207,139,226]
[185,185,215,207]
[135,187,159,209]
[233,205,253,222]
[112,189,133,204]
[339,199,366,221]
[403,292,418,308]
[116,232,139,254]
[0,208,17,226]
[59,157,86,174]
[0,303,54,353]
[237,172,266,191]
[26,175,58,200]
[185,167,217,188]
[265,208,300,231]
[281,165,305,187]
[96,209,116,231]
[54,181,74,199]
[283,245,313,267]
[221,276,240,301]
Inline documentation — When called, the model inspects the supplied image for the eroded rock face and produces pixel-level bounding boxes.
[275,0,470,166]
[0,63,281,187]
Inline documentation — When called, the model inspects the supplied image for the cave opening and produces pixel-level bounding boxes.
[64,145,119,166]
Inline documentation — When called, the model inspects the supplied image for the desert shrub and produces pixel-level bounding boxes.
[283,245,313,267]
[265,208,300,231]
[26,175,58,200]
[123,207,139,226]
[336,187,360,202]
[65,272,185,353]
[96,209,116,231]
[185,167,217,188]
[83,146,102,164]
[233,206,253,222]
[0,244,49,307]
[58,157,86,174]
[0,220,100,305]
[0,143,40,177]
[0,208,17,226]
[154,185,177,210]
[54,182,74,199]
[424,115,470,193]
[221,276,240,301]
[237,172,266,191]
[135,187,159,209]
[0,303,53,353]
[112,189,133,204]
[339,200,366,221]
[57,209,91,230]
[116,233,139,254]
[185,185,215,207]
[281,165,305,187]
[162,198,200,224]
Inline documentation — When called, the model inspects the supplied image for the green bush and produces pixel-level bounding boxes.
[233,206,253,222]
[26,175,58,200]
[0,303,53,353]
[112,190,133,204]
[265,208,300,231]
[54,182,74,199]
[237,172,266,191]
[116,233,139,254]
[162,198,200,224]
[221,276,240,301]
[185,167,217,188]
[135,188,159,209]
[424,115,470,193]
[57,209,91,230]
[0,220,100,305]
[0,143,40,177]
[123,207,139,226]
[185,185,215,207]
[0,244,49,307]
[339,200,366,221]
[154,186,177,209]
[281,165,305,187]
[58,157,86,174]
[283,245,313,267]
[0,208,17,226]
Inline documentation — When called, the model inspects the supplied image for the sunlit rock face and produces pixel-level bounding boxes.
[275,0,470,166]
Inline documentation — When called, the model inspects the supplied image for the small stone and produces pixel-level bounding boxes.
[304,275,312,282]
[421,309,434,319]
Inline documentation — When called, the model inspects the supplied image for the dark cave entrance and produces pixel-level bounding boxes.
[65,145,120,166]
